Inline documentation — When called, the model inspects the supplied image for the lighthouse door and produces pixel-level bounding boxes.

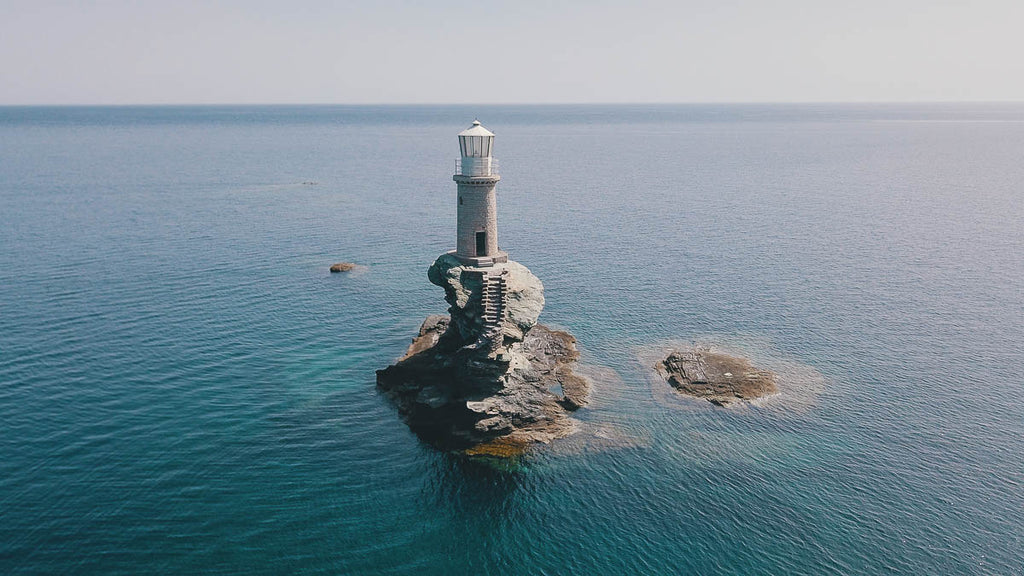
[475,232,487,256]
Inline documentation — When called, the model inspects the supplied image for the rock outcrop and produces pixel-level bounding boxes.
[656,349,777,406]
[426,253,544,344]
[329,262,356,273]
[376,253,588,455]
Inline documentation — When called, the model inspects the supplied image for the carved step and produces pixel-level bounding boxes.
[479,271,509,331]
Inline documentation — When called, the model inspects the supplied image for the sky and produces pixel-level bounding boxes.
[1,0,1023,105]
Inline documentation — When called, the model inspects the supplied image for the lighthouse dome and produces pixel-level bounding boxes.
[458,120,494,158]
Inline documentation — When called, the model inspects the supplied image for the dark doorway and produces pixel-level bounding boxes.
[475,231,487,256]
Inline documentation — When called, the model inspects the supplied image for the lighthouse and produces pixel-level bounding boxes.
[453,120,508,266]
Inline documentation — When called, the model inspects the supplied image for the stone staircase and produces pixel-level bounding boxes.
[480,269,509,348]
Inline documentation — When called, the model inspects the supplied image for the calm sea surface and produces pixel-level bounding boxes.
[1,104,1022,574]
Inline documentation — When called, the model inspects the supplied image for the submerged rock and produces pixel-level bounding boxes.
[376,255,587,455]
[657,349,777,406]
[329,262,357,273]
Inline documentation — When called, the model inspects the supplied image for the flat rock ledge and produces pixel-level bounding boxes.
[329,262,357,273]
[656,349,777,406]
[375,315,589,456]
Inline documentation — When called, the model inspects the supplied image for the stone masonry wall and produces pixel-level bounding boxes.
[456,181,498,258]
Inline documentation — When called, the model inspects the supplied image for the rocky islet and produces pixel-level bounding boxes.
[375,253,590,455]
[329,262,357,273]
[657,349,778,406]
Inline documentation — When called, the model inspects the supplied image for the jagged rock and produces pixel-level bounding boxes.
[329,262,356,273]
[427,253,544,345]
[377,258,587,455]
[656,349,777,406]
[474,416,514,434]
[559,372,590,410]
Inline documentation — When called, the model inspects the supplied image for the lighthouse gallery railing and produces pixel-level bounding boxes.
[454,158,499,177]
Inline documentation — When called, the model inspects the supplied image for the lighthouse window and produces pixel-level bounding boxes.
[459,196,463,205]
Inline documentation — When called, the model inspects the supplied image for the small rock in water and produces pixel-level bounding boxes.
[329,262,357,273]
[657,349,777,406]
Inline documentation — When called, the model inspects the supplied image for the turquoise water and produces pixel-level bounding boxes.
[1,104,1022,574]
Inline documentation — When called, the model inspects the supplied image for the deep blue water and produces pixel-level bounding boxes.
[1,104,1022,575]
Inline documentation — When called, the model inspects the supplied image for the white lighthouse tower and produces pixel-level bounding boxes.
[453,120,507,267]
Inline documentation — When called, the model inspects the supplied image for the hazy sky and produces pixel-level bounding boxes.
[2,0,1022,104]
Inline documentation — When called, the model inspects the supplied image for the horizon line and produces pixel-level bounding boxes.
[2,100,1024,108]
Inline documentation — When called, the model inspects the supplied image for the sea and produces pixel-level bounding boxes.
[1,104,1022,575]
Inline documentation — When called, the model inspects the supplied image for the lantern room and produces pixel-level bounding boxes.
[457,120,496,177]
